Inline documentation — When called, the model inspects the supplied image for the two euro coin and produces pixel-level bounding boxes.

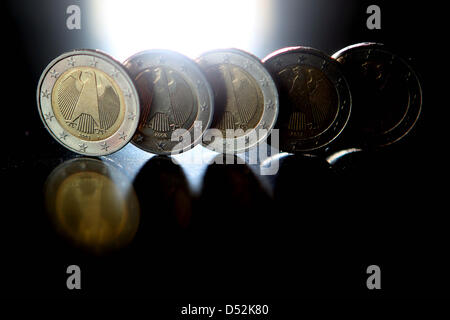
[37,49,140,156]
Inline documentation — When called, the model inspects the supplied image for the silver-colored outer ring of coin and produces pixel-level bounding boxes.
[263,46,352,152]
[196,48,279,154]
[36,49,140,156]
[123,49,214,155]
[332,42,422,148]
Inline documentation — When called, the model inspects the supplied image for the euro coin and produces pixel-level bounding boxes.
[123,50,214,155]
[332,43,422,148]
[196,48,279,154]
[37,49,140,156]
[263,46,351,153]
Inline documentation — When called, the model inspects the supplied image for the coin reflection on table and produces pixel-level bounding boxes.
[44,158,140,254]
[193,154,272,237]
[133,156,192,235]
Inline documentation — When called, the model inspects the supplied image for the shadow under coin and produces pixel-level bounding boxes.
[133,156,192,244]
[190,154,274,298]
[131,156,195,298]
[194,155,273,237]
[273,154,338,245]
[328,149,420,248]
[271,154,359,295]
[44,158,140,255]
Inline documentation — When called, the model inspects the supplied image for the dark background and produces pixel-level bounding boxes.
[1,0,446,307]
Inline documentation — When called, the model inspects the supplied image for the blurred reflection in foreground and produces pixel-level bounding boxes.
[133,156,192,239]
[45,158,140,254]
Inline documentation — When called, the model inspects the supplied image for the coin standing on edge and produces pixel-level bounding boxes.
[196,48,279,154]
[263,46,352,153]
[123,50,214,155]
[332,42,422,148]
[37,49,140,156]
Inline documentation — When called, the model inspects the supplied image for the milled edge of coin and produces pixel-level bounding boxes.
[123,49,214,155]
[36,49,140,156]
[196,48,279,154]
[332,42,423,148]
[262,46,352,153]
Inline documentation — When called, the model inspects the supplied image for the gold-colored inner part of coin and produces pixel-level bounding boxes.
[204,64,264,137]
[52,66,126,141]
[135,66,197,140]
[53,171,138,252]
[278,65,338,138]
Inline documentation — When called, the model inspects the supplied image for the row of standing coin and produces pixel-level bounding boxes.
[37,43,422,157]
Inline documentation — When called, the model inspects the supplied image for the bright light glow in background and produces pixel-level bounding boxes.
[93,0,275,192]
[93,0,271,61]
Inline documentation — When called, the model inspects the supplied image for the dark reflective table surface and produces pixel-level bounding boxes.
[1,0,446,301]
